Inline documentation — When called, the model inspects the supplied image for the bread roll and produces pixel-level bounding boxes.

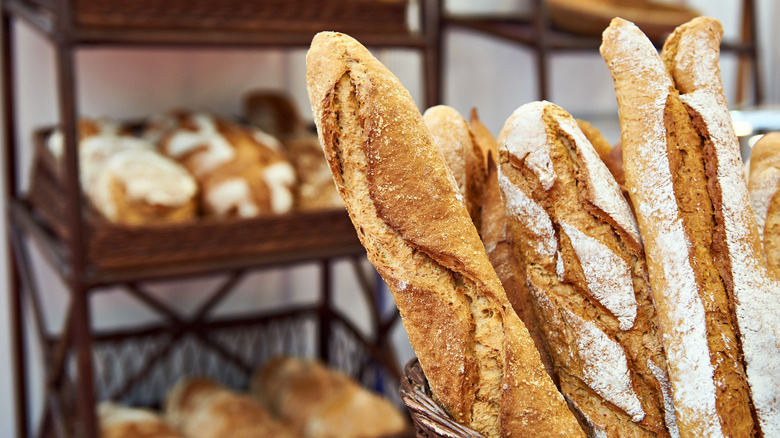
[164,377,298,438]
[748,132,780,278]
[152,111,296,218]
[251,357,407,438]
[602,17,780,436]
[306,31,583,438]
[497,100,677,437]
[423,105,487,231]
[99,402,182,438]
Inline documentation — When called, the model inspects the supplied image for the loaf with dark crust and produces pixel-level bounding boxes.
[306,31,584,438]
[602,16,780,437]
[497,100,677,438]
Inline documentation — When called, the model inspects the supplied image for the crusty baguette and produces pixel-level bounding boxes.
[99,402,182,438]
[749,132,780,278]
[498,100,677,437]
[481,144,557,384]
[602,17,780,437]
[662,19,780,435]
[576,119,626,188]
[306,31,584,438]
[424,105,486,232]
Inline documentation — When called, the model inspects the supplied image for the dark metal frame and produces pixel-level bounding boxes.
[441,0,763,106]
[1,1,443,437]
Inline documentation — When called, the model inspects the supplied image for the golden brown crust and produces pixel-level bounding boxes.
[481,155,557,383]
[470,107,499,165]
[423,105,486,232]
[306,31,583,438]
[498,100,673,438]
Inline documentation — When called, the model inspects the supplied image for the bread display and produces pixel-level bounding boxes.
[423,105,486,230]
[47,118,199,226]
[306,31,584,438]
[150,111,296,219]
[602,16,780,436]
[99,402,183,438]
[251,356,407,438]
[748,132,780,278]
[497,100,676,437]
[164,377,298,438]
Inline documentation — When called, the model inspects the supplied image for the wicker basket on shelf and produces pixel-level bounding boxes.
[400,359,485,438]
[26,126,362,271]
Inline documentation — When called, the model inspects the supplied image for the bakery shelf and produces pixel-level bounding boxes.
[442,0,763,105]
[2,1,442,437]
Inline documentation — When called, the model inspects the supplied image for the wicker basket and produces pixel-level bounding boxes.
[27,127,363,271]
[69,0,409,35]
[400,359,485,438]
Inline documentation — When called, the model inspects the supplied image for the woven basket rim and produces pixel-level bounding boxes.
[400,359,485,438]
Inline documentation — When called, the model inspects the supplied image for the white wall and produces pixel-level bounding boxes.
[1,1,778,436]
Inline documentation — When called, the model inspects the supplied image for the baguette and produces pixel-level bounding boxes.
[423,105,487,231]
[480,142,557,384]
[602,17,780,436]
[748,132,780,278]
[306,31,584,438]
[497,100,677,437]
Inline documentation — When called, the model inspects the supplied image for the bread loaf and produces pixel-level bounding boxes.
[602,16,780,436]
[497,100,677,437]
[284,133,344,211]
[251,357,407,438]
[152,111,296,218]
[748,132,780,278]
[48,118,199,225]
[99,402,182,438]
[306,31,584,438]
[423,105,487,231]
[164,377,298,438]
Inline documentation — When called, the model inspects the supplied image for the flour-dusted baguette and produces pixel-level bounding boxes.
[661,18,780,435]
[306,31,584,438]
[424,105,486,231]
[497,100,677,437]
[749,132,780,278]
[602,17,780,437]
